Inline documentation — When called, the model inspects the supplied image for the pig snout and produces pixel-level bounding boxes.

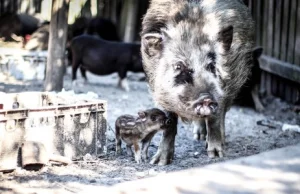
[194,94,218,117]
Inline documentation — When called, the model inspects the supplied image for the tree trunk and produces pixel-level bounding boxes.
[110,0,117,24]
[44,0,69,92]
[97,0,104,17]
[123,0,138,42]
[81,0,92,18]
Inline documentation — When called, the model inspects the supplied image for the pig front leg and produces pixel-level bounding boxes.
[118,70,130,92]
[133,142,142,163]
[80,67,88,84]
[141,132,156,162]
[205,116,224,158]
[141,140,151,162]
[192,120,207,141]
[126,145,133,156]
[251,84,265,112]
[150,112,178,165]
[115,126,122,155]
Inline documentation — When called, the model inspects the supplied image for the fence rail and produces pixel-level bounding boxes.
[247,0,300,104]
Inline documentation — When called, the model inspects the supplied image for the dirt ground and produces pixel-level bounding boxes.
[0,66,300,193]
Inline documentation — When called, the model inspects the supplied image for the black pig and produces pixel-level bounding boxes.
[70,35,143,91]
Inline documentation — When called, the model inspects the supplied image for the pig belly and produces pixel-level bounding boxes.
[81,54,117,75]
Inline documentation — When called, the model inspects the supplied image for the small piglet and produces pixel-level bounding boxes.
[115,108,171,163]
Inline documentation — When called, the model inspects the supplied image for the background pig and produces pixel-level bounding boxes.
[235,47,265,112]
[87,17,120,41]
[68,16,91,40]
[115,108,170,163]
[70,35,143,91]
[24,24,49,51]
[141,0,255,164]
[66,17,119,66]
[0,13,42,42]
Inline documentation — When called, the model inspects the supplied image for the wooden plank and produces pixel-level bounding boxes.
[259,55,300,84]
[260,71,267,95]
[0,0,3,15]
[285,83,292,103]
[250,0,256,35]
[287,0,297,64]
[267,0,274,56]
[273,0,282,59]
[248,0,252,14]
[295,0,300,66]
[291,86,298,104]
[294,87,300,104]
[266,72,272,95]
[280,0,290,61]
[255,0,262,46]
[271,74,277,96]
[279,77,285,99]
[262,0,269,51]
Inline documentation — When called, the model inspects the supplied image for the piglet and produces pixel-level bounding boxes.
[115,108,171,163]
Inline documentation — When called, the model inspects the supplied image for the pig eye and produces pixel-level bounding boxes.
[206,62,216,74]
[174,62,184,71]
[151,115,157,121]
[188,70,194,75]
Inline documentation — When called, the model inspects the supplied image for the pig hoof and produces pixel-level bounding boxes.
[115,149,122,156]
[200,134,206,141]
[207,142,223,158]
[218,150,224,158]
[207,151,216,158]
[135,159,142,164]
[72,80,77,87]
[141,155,149,163]
[143,158,149,163]
[150,152,171,166]
[193,133,200,140]
[118,78,130,92]
[207,150,224,158]
[255,105,265,113]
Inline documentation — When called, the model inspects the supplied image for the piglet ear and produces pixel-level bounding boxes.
[142,33,163,57]
[138,111,146,118]
[138,111,147,122]
[218,26,233,52]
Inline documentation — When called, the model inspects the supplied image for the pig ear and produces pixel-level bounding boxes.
[253,47,263,59]
[218,26,233,52]
[138,111,146,118]
[142,33,163,57]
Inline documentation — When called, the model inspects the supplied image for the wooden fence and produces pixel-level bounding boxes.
[247,0,300,104]
[0,0,41,15]
[0,0,299,103]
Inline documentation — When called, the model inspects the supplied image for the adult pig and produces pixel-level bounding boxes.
[70,35,143,91]
[24,24,49,51]
[87,17,120,41]
[141,0,255,165]
[0,13,42,41]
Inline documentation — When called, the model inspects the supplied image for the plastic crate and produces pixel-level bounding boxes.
[0,92,107,171]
